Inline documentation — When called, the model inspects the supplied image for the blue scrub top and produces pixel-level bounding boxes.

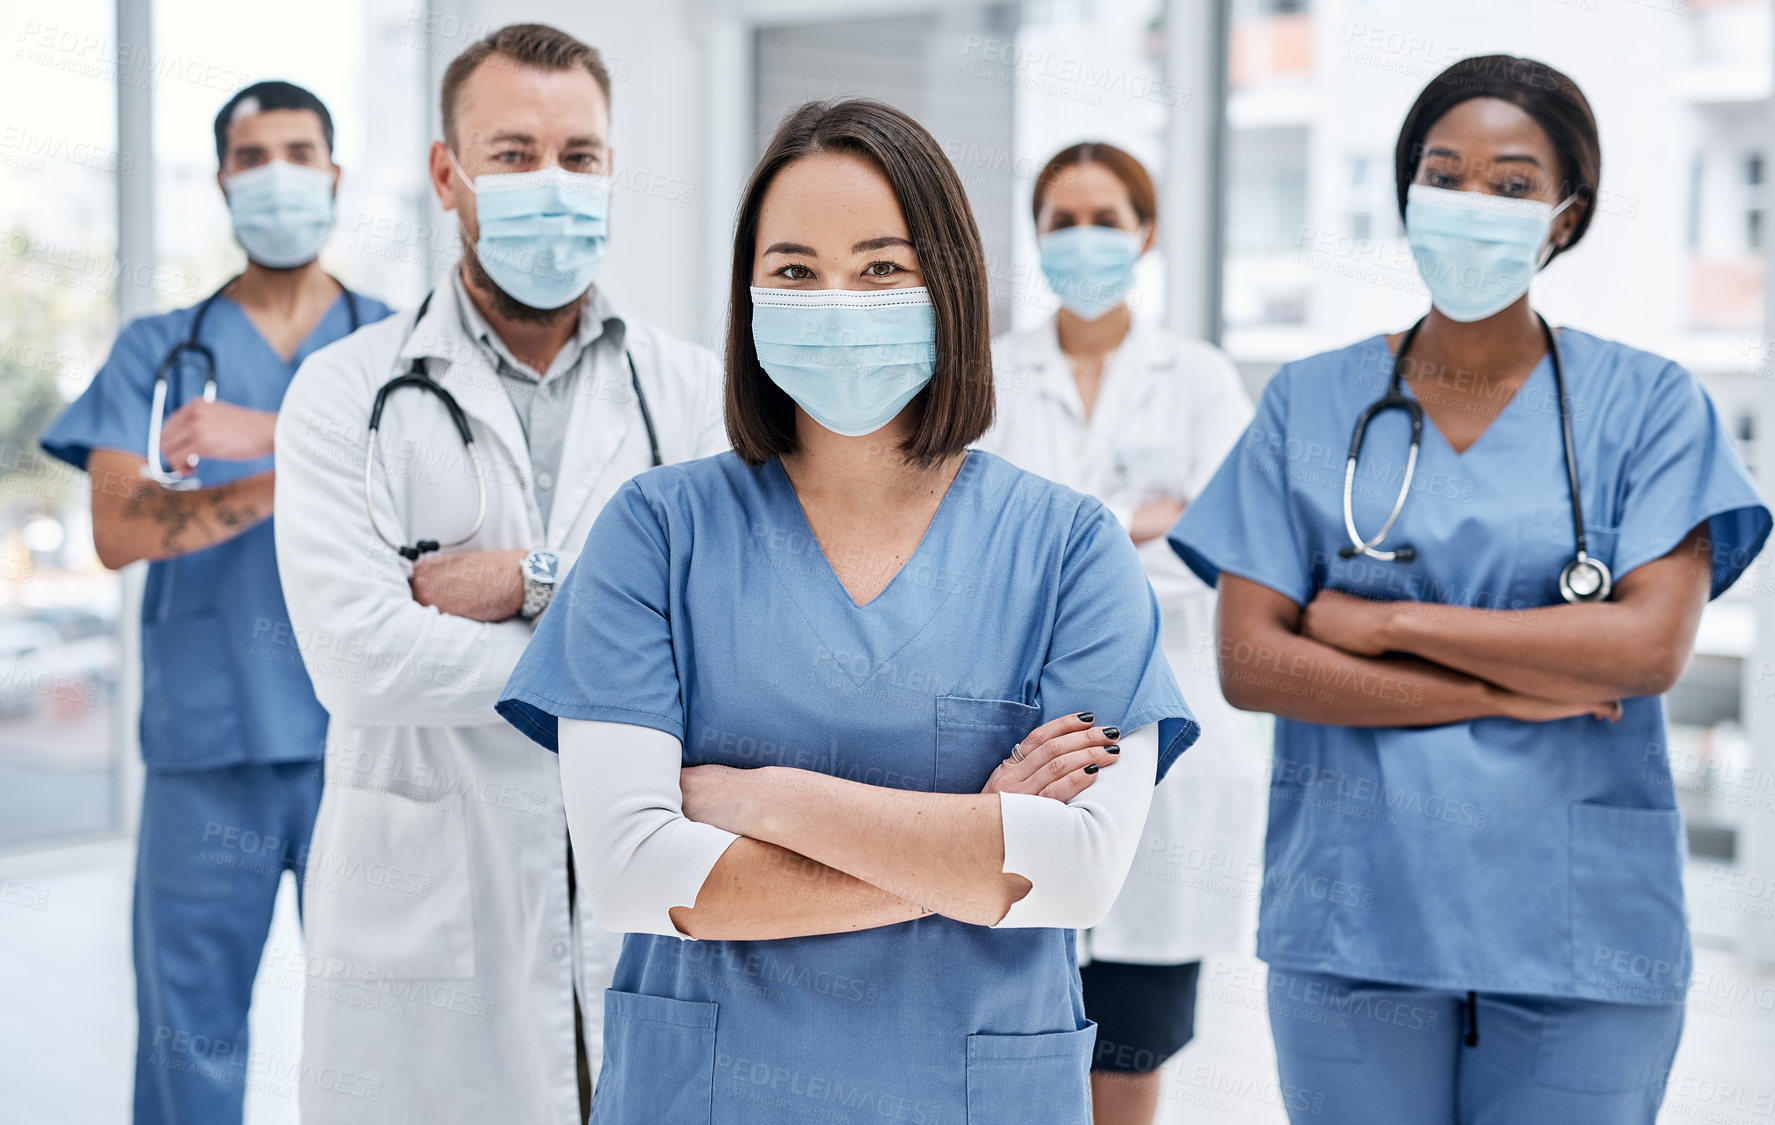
[500,449,1197,1122]
[1171,328,1770,1006]
[41,288,393,771]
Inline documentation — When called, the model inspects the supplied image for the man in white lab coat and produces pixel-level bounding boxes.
[273,24,725,1124]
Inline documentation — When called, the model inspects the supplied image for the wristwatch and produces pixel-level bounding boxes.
[518,548,559,620]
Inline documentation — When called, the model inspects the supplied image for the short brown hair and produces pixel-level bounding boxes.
[725,100,994,469]
[1031,142,1159,227]
[440,24,611,149]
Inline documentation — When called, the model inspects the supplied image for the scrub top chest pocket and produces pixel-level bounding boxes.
[1514,509,1619,608]
[936,696,1042,794]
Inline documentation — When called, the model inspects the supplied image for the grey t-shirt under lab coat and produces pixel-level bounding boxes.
[450,272,628,531]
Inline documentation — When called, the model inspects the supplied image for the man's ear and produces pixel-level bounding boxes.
[429,139,460,214]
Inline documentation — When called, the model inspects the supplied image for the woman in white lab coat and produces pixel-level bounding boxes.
[975,141,1269,1125]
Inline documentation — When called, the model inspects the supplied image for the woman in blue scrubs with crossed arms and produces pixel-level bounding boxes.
[497,98,1197,1123]
[1173,55,1769,1122]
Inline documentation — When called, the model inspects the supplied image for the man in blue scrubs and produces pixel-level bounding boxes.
[38,81,392,1125]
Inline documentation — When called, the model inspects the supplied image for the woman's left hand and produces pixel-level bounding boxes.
[680,763,756,835]
[983,712,1121,802]
[1301,588,1396,656]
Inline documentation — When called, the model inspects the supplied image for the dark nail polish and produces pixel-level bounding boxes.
[1102,727,1121,741]
[1106,745,1120,755]
[1076,712,1095,724]
[1083,764,1100,774]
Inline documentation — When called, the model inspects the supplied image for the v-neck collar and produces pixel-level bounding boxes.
[1388,330,1558,459]
[759,452,978,691]
[769,450,977,610]
[214,290,351,367]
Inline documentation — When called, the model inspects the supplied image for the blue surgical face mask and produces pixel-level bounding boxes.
[750,286,937,438]
[225,161,336,268]
[1405,183,1576,323]
[452,150,610,311]
[1038,224,1145,320]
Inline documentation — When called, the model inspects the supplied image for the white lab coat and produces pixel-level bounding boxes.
[273,278,726,1125]
[976,314,1269,965]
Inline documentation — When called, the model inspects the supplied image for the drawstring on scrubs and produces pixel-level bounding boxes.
[1464,991,1479,1047]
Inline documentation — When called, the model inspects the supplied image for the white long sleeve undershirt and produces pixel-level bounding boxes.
[557,718,1159,937]
[995,722,1157,928]
[558,719,739,939]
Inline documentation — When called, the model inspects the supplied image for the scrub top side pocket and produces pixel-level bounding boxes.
[964,1021,1095,1125]
[140,611,245,770]
[593,989,717,1125]
[936,696,1042,794]
[301,785,477,980]
[1568,802,1689,1004]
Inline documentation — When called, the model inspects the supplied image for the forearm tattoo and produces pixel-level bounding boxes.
[120,478,266,556]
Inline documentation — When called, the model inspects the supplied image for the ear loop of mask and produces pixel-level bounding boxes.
[1536,193,1579,269]
[445,148,481,254]
[446,147,479,194]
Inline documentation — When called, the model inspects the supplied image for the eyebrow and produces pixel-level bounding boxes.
[852,235,913,253]
[761,235,916,257]
[479,131,605,149]
[1424,146,1543,169]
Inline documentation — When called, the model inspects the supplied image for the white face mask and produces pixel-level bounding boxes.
[1404,184,1577,322]
[225,161,336,268]
[448,148,612,310]
[749,286,937,437]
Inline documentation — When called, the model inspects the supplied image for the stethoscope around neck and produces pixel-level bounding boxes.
[145,274,361,489]
[1340,312,1612,603]
[363,288,664,562]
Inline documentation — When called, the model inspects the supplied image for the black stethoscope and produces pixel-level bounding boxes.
[1340,312,1612,603]
[363,289,663,562]
[146,274,361,489]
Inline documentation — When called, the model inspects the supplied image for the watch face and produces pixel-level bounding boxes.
[524,550,559,583]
